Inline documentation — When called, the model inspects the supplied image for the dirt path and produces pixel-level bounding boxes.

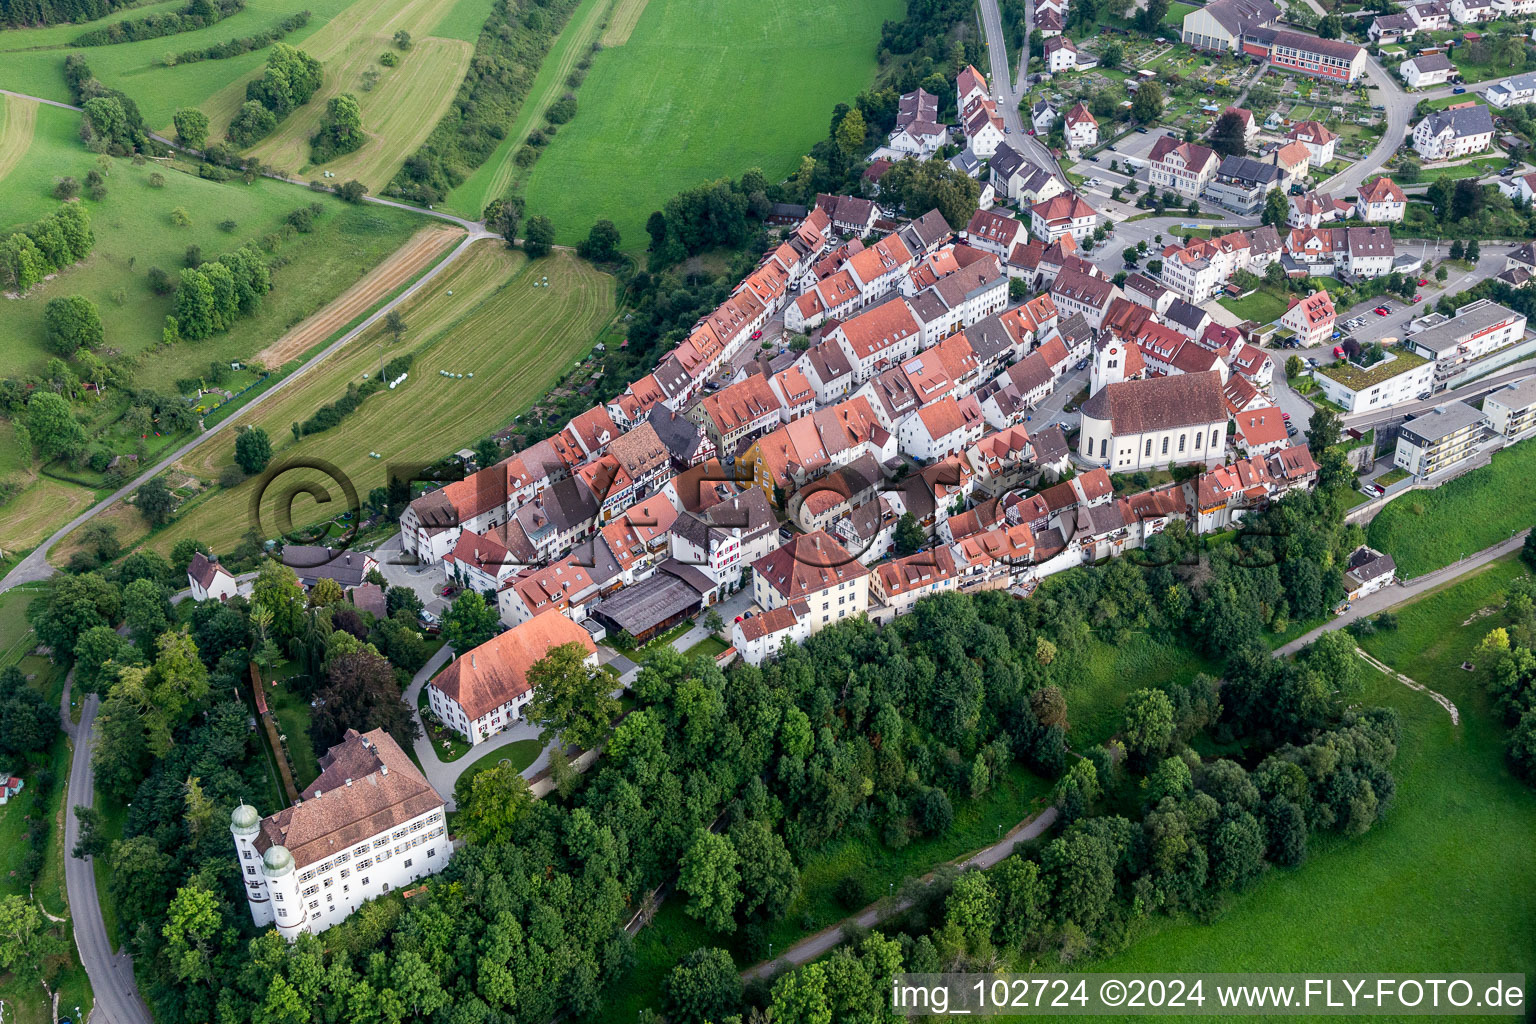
[256,223,463,366]
[1355,647,1460,725]
[741,806,1059,982]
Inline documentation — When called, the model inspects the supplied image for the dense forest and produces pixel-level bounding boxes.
[1,0,125,28]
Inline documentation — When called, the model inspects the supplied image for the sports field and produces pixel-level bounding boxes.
[443,0,612,219]
[518,0,902,248]
[134,243,613,555]
[1090,558,1536,997]
[0,104,423,390]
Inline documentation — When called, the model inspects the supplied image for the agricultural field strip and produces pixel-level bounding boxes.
[446,0,614,218]
[0,93,39,186]
[257,222,464,365]
[196,0,469,177]
[1,221,481,589]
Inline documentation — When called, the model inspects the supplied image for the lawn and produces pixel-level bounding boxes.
[1054,632,1219,749]
[601,762,1055,1023]
[1409,156,1509,183]
[680,635,728,661]
[198,0,489,191]
[455,736,544,787]
[445,0,613,219]
[133,243,614,557]
[1088,557,1536,992]
[418,684,473,761]
[1367,438,1536,577]
[265,674,322,788]
[1218,287,1289,324]
[519,0,903,248]
[0,104,424,390]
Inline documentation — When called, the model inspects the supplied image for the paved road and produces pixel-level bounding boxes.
[977,0,1061,178]
[61,680,154,1024]
[1274,530,1530,658]
[742,807,1059,982]
[1318,50,1415,197]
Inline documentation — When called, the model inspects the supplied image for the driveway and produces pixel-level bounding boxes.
[401,644,556,807]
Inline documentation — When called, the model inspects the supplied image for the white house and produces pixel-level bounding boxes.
[1279,290,1337,346]
[1031,99,1058,133]
[1344,546,1397,598]
[1412,105,1495,160]
[1286,120,1338,167]
[751,530,871,633]
[1064,102,1099,149]
[187,552,239,602]
[1450,0,1495,22]
[964,208,1029,257]
[1044,36,1080,73]
[1030,192,1098,244]
[1147,137,1220,199]
[233,729,449,941]
[1401,52,1455,88]
[1487,69,1536,107]
[428,609,598,745]
[1357,176,1407,222]
[731,605,809,666]
[898,395,986,460]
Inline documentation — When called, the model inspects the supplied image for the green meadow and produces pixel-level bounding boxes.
[520,0,903,249]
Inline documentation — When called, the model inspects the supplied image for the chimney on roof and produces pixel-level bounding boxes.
[471,654,476,668]
[345,778,352,787]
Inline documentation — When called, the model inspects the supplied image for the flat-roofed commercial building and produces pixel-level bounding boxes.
[1405,299,1527,388]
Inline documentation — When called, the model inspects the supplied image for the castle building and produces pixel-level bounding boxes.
[231,728,449,941]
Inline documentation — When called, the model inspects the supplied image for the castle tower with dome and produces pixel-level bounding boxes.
[230,728,449,939]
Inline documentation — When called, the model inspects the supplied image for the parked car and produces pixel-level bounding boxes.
[1005,126,1012,134]
[1374,307,1389,316]
[1453,86,1466,94]
[1286,424,1299,437]
[1282,412,1291,421]
[1136,126,1149,133]
[1417,278,1428,286]
[1028,128,1036,135]
[750,329,763,340]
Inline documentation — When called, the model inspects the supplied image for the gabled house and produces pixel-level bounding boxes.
[1148,137,1220,198]
[1413,104,1495,160]
[1286,120,1338,166]
[963,208,1028,257]
[1029,192,1098,244]
[1064,102,1099,149]
[1280,290,1336,346]
[1401,51,1455,88]
[187,552,240,602]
